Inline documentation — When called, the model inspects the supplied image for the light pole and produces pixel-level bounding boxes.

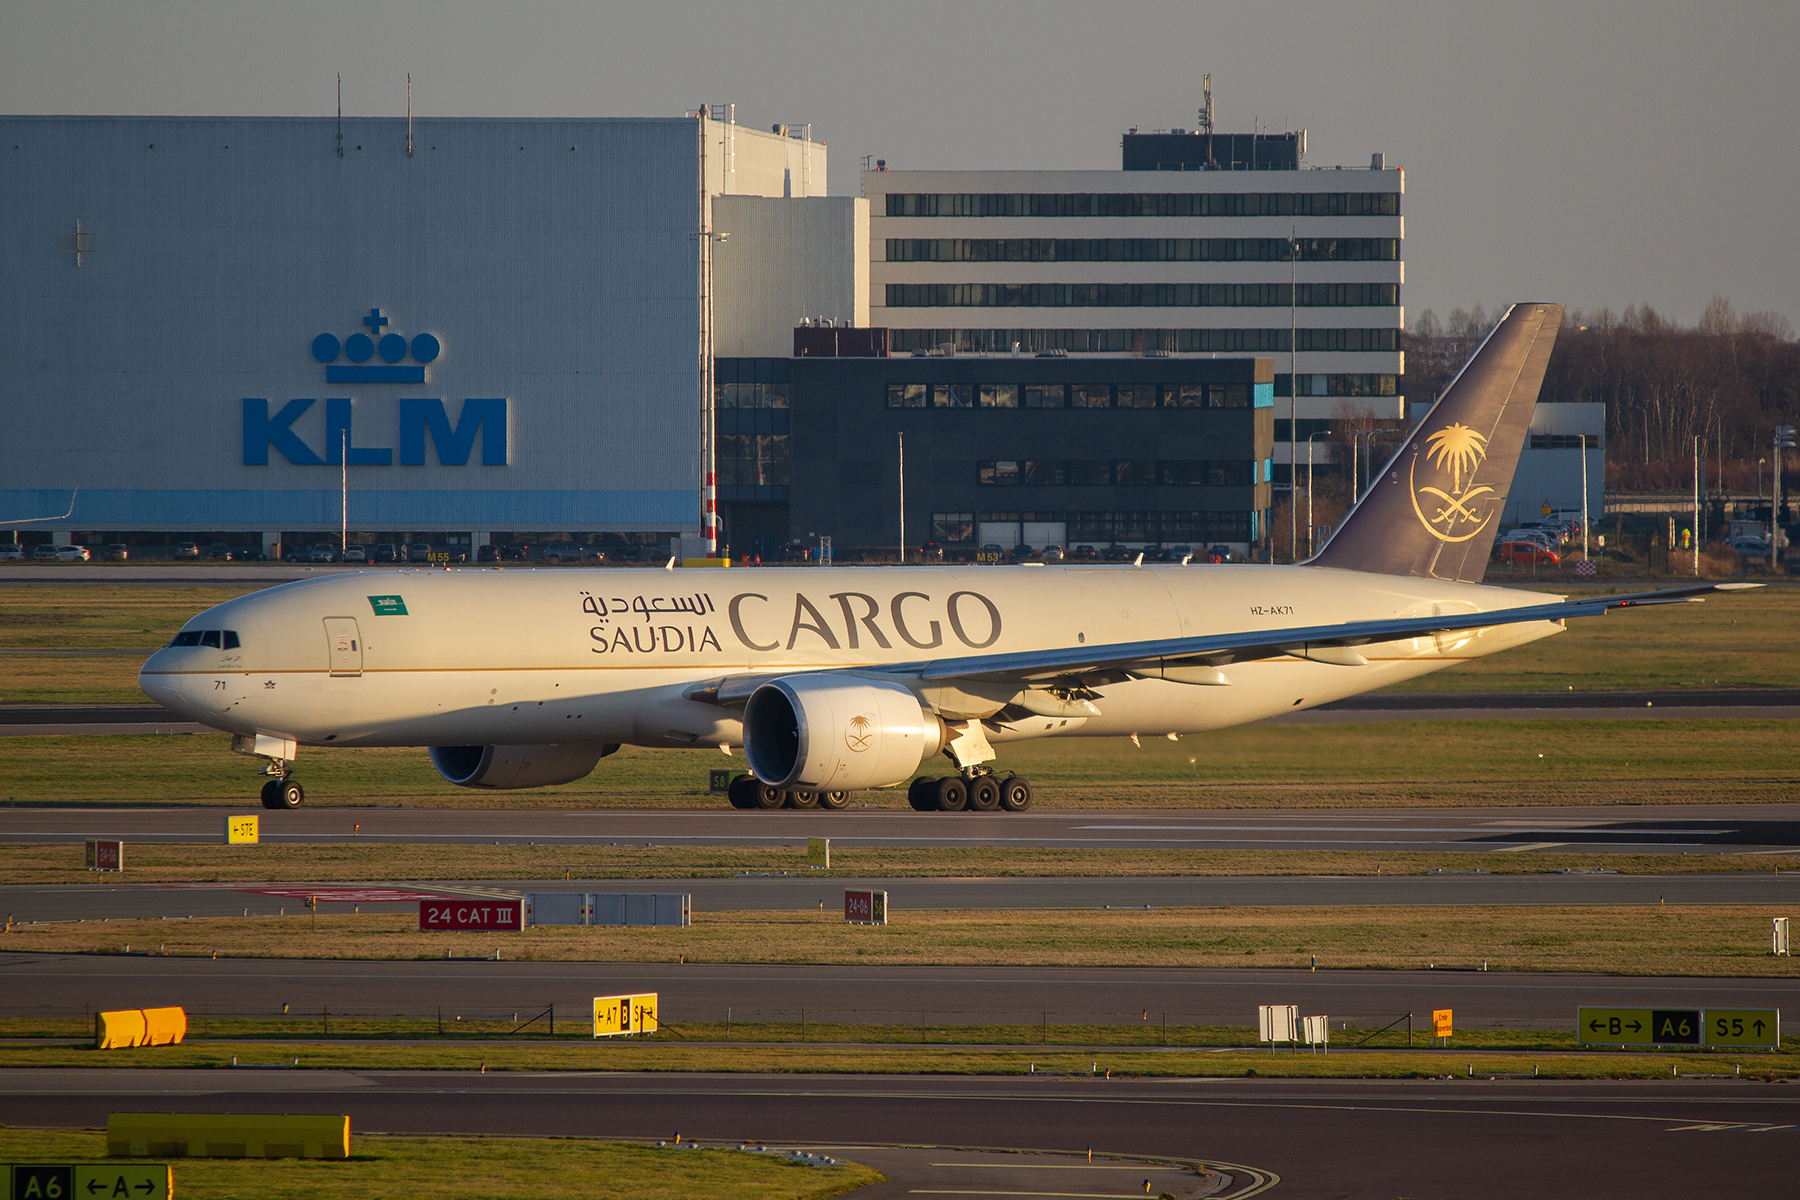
[1288,229,1299,561]
[1305,431,1331,557]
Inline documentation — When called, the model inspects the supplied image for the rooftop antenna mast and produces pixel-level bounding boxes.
[1200,73,1215,166]
[336,74,343,158]
[407,74,413,157]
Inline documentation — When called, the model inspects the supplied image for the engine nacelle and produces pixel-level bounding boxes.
[743,675,941,791]
[428,743,617,789]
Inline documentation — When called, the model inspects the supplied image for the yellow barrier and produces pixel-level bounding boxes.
[95,1006,187,1049]
[108,1112,350,1159]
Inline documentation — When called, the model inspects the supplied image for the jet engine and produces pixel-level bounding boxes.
[743,675,941,792]
[428,743,618,789]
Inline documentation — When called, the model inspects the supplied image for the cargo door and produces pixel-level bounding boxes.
[324,617,363,677]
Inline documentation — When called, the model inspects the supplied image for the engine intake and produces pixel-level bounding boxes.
[428,743,617,789]
[743,675,941,792]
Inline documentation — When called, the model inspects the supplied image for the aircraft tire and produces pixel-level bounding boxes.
[906,779,936,811]
[753,782,785,810]
[818,791,851,810]
[1000,777,1033,812]
[966,776,1002,812]
[786,790,820,809]
[933,776,968,813]
[726,776,759,809]
[259,779,282,809]
[274,780,304,809]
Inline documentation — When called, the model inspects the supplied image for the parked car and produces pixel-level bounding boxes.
[105,543,129,561]
[342,546,367,562]
[1205,544,1234,563]
[1727,537,1772,560]
[203,543,234,561]
[34,545,89,562]
[1068,544,1098,562]
[174,541,200,559]
[1165,544,1194,563]
[1494,540,1559,566]
[1041,544,1064,563]
[476,545,500,563]
[0,544,23,562]
[307,543,337,563]
[977,543,1005,562]
[403,542,434,563]
[541,543,604,563]
[1102,545,1135,562]
[1011,544,1034,561]
[373,543,399,563]
[234,548,267,562]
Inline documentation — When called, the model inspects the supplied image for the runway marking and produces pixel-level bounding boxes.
[1498,842,1568,853]
[927,1165,1189,1171]
[1666,1123,1795,1133]
[909,1190,1148,1197]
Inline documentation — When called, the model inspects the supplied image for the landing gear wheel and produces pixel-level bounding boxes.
[818,791,851,810]
[785,790,820,809]
[907,778,936,811]
[259,779,282,809]
[753,782,785,810]
[271,779,304,810]
[727,775,759,809]
[1000,777,1033,812]
[933,776,968,812]
[967,776,1001,812]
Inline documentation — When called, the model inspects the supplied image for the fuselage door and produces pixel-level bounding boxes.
[324,616,363,677]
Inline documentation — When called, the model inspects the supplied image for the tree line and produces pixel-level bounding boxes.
[1404,296,1797,495]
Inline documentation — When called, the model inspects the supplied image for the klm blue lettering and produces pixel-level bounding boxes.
[243,398,508,466]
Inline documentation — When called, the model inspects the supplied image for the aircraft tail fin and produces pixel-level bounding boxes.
[1309,302,1564,582]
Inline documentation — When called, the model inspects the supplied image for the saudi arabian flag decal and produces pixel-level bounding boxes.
[368,595,409,616]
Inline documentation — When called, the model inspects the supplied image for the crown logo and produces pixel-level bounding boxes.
[311,308,440,383]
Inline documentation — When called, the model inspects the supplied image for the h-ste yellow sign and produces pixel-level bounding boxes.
[1578,1007,1778,1048]
[224,815,259,845]
[593,993,658,1037]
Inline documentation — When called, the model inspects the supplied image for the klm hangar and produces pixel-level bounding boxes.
[0,112,851,555]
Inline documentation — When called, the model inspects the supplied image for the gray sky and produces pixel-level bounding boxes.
[5,0,1794,328]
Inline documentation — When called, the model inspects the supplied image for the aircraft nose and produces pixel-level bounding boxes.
[139,648,204,717]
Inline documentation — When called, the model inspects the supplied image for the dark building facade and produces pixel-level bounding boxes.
[717,353,1275,558]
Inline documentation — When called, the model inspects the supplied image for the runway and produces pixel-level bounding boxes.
[5,803,1799,853]
[5,868,1800,927]
[1,1069,1791,1197]
[5,953,1793,1030]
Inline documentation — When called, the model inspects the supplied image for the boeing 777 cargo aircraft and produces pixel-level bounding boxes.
[141,304,1753,812]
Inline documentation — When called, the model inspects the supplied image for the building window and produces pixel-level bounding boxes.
[1070,384,1111,408]
[977,460,1021,485]
[933,382,975,408]
[1022,460,1066,485]
[884,191,1401,218]
[1529,434,1599,449]
[1115,384,1157,409]
[887,327,1400,354]
[886,237,1401,264]
[885,383,926,408]
[1115,460,1156,486]
[931,513,975,543]
[1215,384,1251,409]
[884,281,1399,308]
[979,383,1018,408]
[1023,384,1066,409]
[718,434,790,487]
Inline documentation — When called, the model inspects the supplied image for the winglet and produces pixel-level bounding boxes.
[1311,303,1564,582]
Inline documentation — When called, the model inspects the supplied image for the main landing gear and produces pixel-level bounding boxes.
[258,767,304,810]
[907,772,1031,813]
[726,775,850,812]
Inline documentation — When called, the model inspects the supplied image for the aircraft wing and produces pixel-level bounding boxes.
[908,582,1759,686]
[691,582,1758,705]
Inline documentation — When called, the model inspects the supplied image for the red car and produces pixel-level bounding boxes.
[1494,540,1559,566]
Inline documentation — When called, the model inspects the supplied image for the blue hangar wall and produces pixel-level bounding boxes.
[0,116,704,532]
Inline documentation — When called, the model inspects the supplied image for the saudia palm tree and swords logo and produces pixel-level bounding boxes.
[845,714,874,753]
[1409,422,1497,542]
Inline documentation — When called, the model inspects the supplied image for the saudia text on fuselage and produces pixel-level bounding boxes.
[581,588,1004,656]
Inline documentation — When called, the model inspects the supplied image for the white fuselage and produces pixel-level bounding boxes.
[138,563,1564,752]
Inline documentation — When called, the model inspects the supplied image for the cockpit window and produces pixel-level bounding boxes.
[200,630,222,648]
[222,630,241,649]
[170,631,202,647]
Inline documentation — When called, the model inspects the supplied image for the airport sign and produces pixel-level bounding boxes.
[224,815,258,845]
[4,1164,171,1200]
[1577,1007,1777,1048]
[1433,1009,1453,1038]
[85,839,122,871]
[807,837,830,868]
[419,900,523,931]
[845,889,887,925]
[593,993,658,1037]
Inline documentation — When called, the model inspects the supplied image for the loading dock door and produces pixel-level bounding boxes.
[324,617,363,676]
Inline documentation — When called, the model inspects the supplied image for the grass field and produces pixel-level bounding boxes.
[6,905,1798,976]
[3,718,1795,808]
[0,1127,880,1200]
[3,841,1797,886]
[1,582,1795,705]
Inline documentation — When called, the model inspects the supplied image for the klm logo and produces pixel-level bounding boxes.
[243,308,506,467]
